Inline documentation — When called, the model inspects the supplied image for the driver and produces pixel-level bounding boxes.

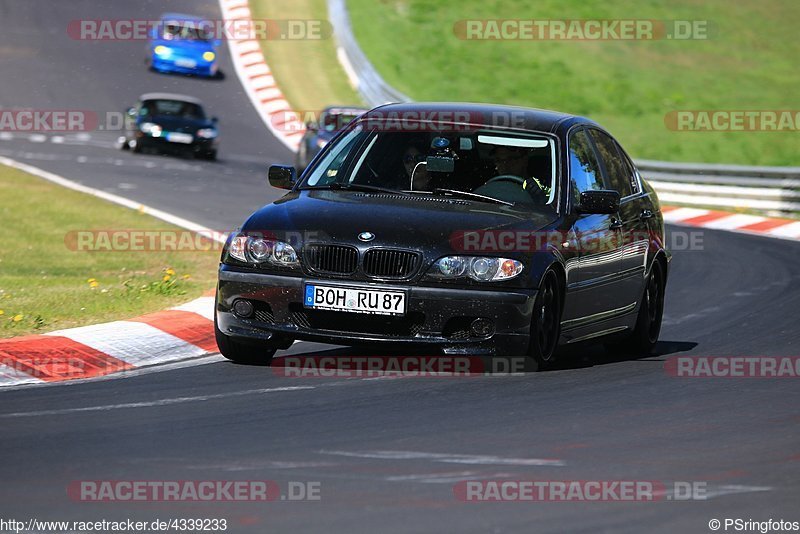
[491,145,548,201]
[402,143,430,190]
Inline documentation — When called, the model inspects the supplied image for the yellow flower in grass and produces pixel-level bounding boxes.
[181,274,191,280]
[89,280,99,288]
[162,275,172,282]
[12,314,23,322]
[0,310,4,316]
[87,278,96,283]
[165,268,176,276]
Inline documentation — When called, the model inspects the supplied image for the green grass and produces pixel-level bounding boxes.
[346,0,799,166]
[249,0,364,112]
[0,165,219,338]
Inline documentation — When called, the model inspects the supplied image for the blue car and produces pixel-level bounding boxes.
[147,14,221,78]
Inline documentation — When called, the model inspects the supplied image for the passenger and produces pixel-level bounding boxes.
[402,144,430,191]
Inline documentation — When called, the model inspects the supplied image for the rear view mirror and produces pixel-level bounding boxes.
[426,156,455,173]
[268,165,297,190]
[578,190,620,214]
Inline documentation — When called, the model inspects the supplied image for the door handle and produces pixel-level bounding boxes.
[640,209,654,220]
[609,217,623,230]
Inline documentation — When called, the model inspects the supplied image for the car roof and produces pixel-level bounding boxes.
[360,102,595,134]
[323,106,368,115]
[139,93,204,105]
[159,13,206,23]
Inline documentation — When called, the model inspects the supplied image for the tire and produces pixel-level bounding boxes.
[606,261,665,356]
[214,316,277,365]
[131,140,142,154]
[527,270,563,371]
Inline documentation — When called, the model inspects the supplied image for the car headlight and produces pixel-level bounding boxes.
[227,234,300,268]
[202,51,216,62]
[154,45,171,57]
[430,256,523,282]
[140,122,162,137]
[196,128,218,139]
[315,137,329,149]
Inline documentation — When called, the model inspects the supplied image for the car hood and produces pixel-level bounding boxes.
[242,190,558,255]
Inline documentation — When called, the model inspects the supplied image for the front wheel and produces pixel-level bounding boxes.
[215,318,277,365]
[528,270,563,371]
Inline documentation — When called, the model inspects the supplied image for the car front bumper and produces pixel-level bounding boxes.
[216,266,537,356]
[151,56,218,77]
[136,133,217,154]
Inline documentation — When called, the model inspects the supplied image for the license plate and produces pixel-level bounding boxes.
[304,284,406,316]
[166,132,193,144]
[175,58,197,68]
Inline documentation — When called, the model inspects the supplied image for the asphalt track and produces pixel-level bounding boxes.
[1,1,799,532]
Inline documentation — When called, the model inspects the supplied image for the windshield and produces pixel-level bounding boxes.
[160,22,212,41]
[301,126,557,207]
[140,100,206,120]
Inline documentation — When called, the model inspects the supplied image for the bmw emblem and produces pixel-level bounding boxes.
[358,231,375,242]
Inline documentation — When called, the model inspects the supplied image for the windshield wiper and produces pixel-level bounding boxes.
[301,183,411,195]
[432,188,514,206]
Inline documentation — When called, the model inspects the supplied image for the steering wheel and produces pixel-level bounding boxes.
[484,174,526,187]
[478,174,548,203]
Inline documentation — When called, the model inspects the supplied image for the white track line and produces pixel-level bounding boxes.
[0,386,315,418]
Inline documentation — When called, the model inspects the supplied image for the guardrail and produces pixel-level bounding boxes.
[636,160,800,213]
[327,0,410,106]
[327,0,799,215]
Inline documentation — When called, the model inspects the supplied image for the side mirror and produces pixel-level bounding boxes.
[578,190,620,214]
[268,165,297,190]
[211,116,219,123]
[126,107,137,117]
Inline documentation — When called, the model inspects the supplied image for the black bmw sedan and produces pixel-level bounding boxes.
[216,103,670,370]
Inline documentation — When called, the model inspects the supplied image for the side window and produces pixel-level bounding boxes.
[590,129,632,197]
[617,144,642,195]
[568,129,606,206]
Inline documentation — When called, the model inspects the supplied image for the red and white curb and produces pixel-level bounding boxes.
[0,297,217,388]
[218,0,305,151]
[661,206,800,241]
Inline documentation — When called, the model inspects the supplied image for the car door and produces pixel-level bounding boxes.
[564,128,627,323]
[588,128,648,309]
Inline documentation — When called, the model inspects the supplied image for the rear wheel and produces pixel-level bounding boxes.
[528,270,563,371]
[606,261,665,356]
[214,315,277,365]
